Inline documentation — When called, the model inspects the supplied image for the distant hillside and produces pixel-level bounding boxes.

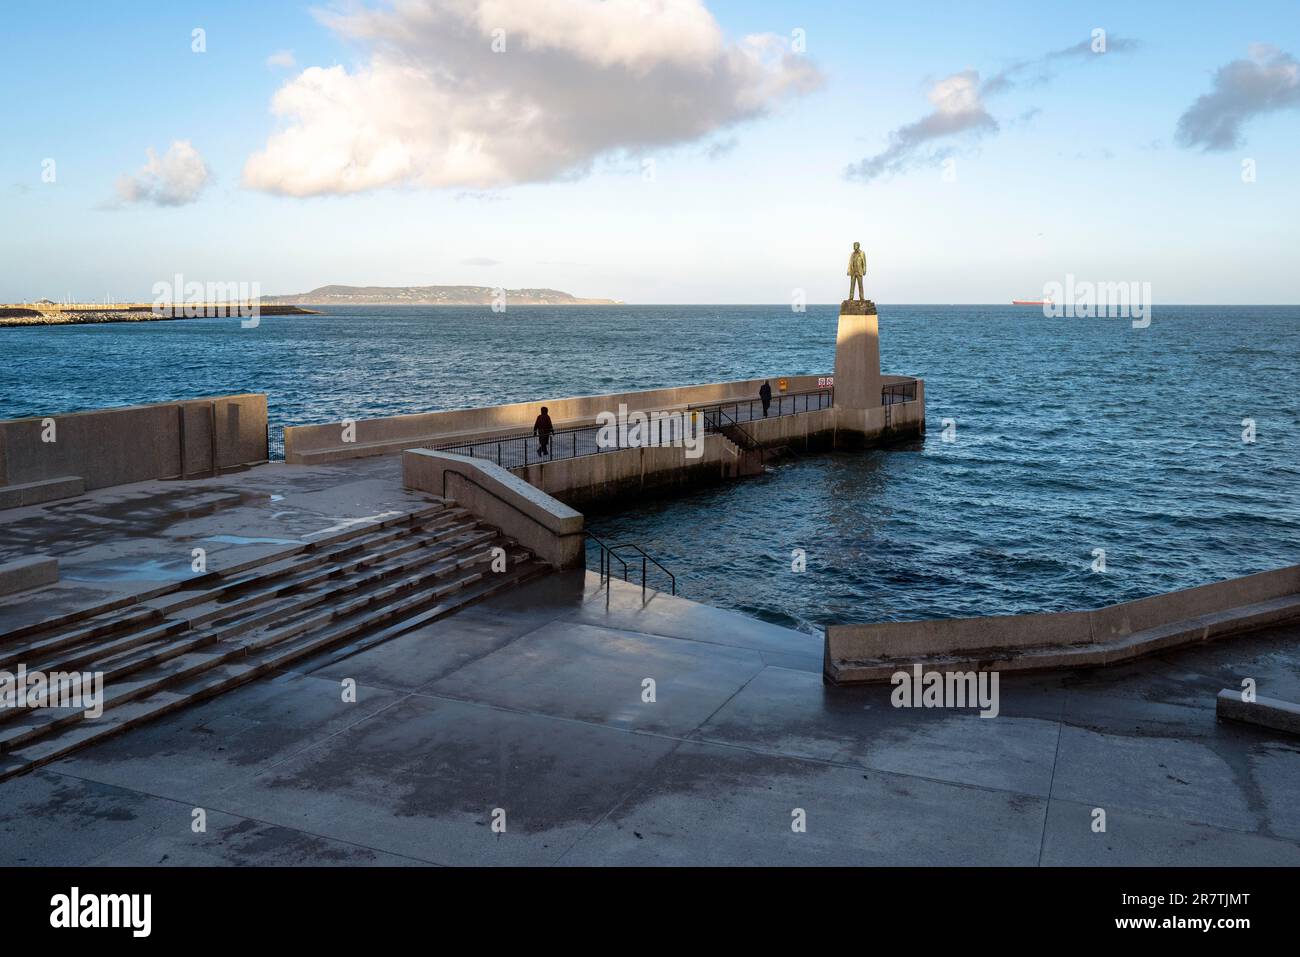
[262,284,619,306]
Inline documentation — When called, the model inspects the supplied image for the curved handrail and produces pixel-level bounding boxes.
[609,542,677,596]
[583,530,628,584]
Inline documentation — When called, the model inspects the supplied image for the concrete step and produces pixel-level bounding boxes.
[0,507,473,667]
[0,475,85,510]
[0,557,546,779]
[0,501,458,644]
[0,536,531,741]
[2,530,508,720]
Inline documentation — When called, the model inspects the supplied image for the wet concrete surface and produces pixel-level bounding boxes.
[3,567,1299,865]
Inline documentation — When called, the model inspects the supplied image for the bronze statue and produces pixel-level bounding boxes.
[847,242,866,301]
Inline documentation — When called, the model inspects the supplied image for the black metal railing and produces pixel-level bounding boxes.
[687,387,834,425]
[881,380,917,405]
[696,404,764,465]
[585,532,676,598]
[432,387,833,471]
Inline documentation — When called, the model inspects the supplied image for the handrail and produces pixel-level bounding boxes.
[695,403,765,466]
[712,406,760,450]
[881,379,918,404]
[610,543,677,597]
[583,531,628,586]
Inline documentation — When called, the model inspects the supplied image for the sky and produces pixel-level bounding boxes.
[2,0,1298,304]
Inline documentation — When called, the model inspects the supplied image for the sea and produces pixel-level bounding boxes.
[3,304,1297,635]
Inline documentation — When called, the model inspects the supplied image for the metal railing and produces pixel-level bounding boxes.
[585,532,676,598]
[687,387,834,425]
[881,380,917,405]
[432,387,834,471]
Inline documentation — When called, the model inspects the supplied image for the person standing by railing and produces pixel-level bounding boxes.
[759,380,772,417]
[533,406,554,457]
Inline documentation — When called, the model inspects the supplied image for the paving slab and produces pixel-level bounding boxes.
[51,672,407,800]
[214,694,681,866]
[558,740,1047,866]
[693,665,1063,797]
[0,770,161,865]
[1039,796,1300,867]
[425,618,767,736]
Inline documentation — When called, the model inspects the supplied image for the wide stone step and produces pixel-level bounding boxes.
[0,501,458,645]
[1,530,507,724]
[0,557,546,778]
[0,508,474,669]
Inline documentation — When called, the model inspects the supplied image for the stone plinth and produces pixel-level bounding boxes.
[832,300,882,409]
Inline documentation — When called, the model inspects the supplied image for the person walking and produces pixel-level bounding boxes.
[759,380,772,417]
[533,406,554,457]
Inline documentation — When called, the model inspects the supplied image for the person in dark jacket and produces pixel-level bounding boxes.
[759,380,772,417]
[533,406,554,457]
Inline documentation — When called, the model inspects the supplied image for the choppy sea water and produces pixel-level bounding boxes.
[3,304,1298,634]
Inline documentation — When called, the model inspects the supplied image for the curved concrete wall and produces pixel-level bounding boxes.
[826,563,1300,684]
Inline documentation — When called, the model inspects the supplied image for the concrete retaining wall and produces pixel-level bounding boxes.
[403,448,584,569]
[285,375,832,465]
[508,388,926,508]
[826,563,1300,684]
[512,434,751,509]
[0,394,268,498]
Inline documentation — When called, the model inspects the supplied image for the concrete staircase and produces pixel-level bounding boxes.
[0,501,546,780]
[711,419,767,477]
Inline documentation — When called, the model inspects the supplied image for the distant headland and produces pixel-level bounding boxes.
[0,283,621,326]
[261,284,621,306]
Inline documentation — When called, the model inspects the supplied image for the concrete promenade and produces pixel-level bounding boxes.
[2,570,1299,865]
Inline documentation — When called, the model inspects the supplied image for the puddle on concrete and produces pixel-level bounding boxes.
[305,511,404,540]
[203,534,304,546]
[64,559,196,583]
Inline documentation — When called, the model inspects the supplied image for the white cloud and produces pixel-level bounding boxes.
[113,140,211,207]
[846,70,997,182]
[266,49,296,69]
[1176,44,1300,150]
[243,0,821,196]
[848,35,1137,183]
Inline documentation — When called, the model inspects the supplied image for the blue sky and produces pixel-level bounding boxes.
[2,0,1298,304]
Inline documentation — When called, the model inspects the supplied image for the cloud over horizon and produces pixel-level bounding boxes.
[112,140,210,207]
[1175,44,1300,150]
[243,0,822,196]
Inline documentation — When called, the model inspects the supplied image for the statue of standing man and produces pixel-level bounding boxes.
[847,242,866,301]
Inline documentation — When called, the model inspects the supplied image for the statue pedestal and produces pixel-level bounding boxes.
[832,300,881,409]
